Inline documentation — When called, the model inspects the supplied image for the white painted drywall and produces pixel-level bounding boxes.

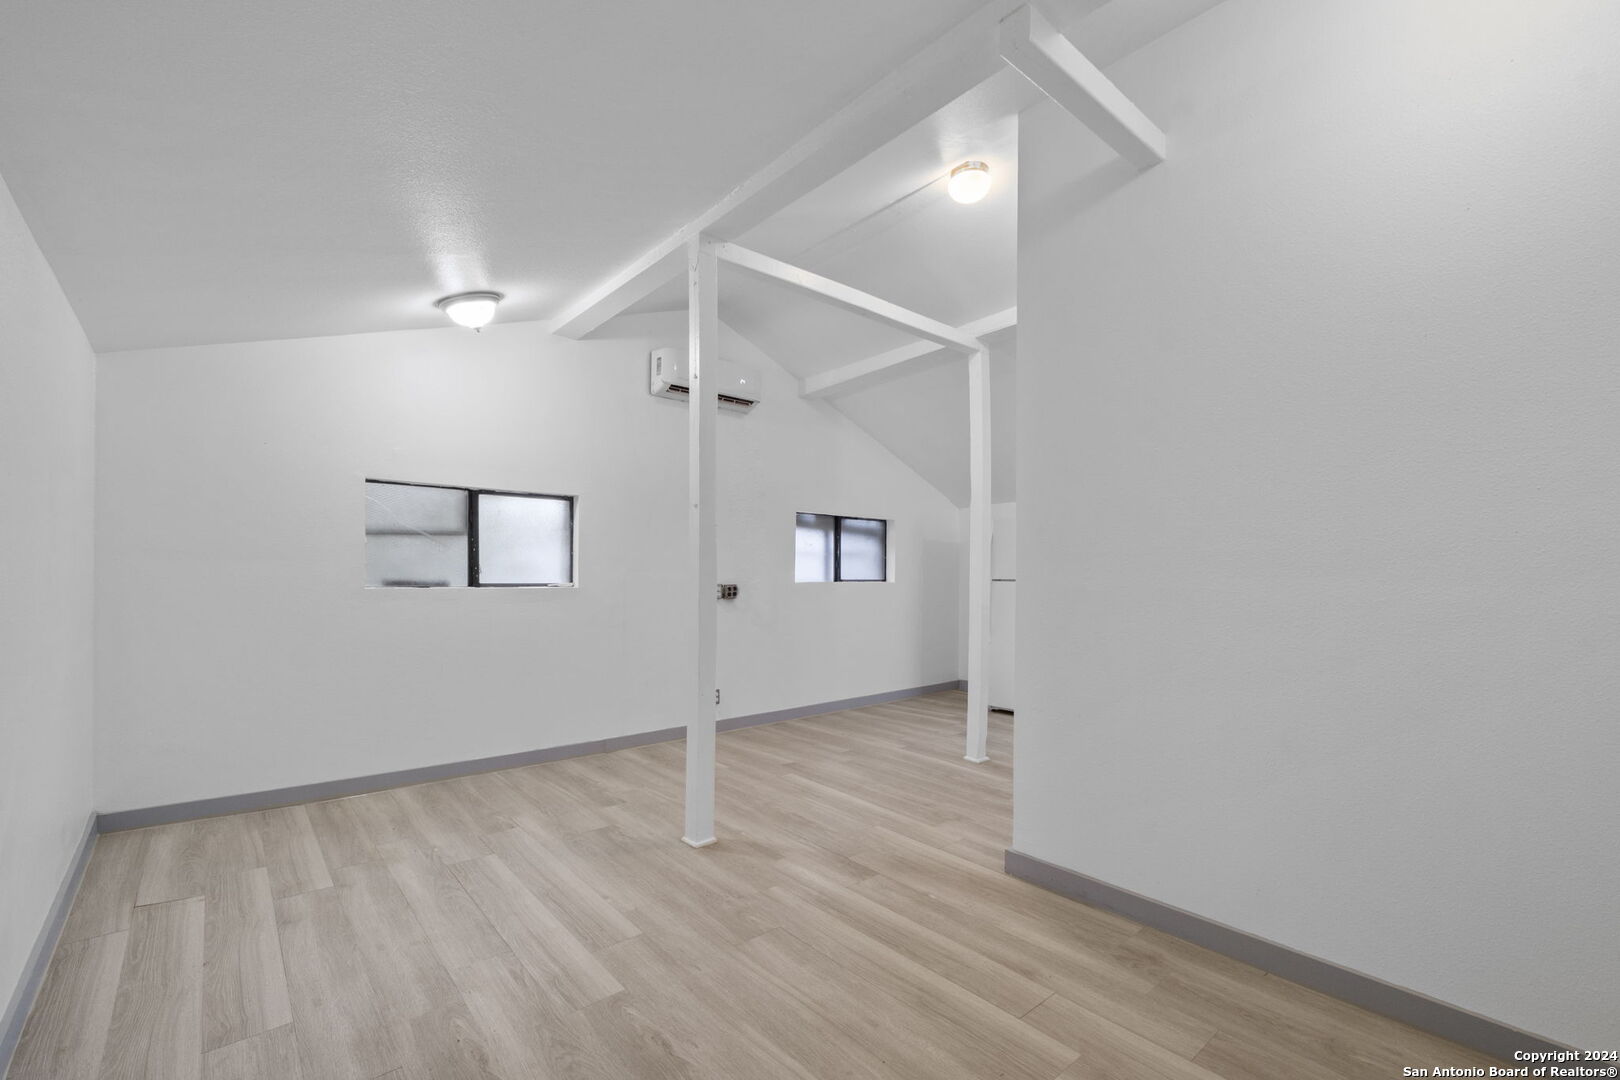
[1016,0,1620,1049]
[93,310,962,812]
[0,172,96,1032]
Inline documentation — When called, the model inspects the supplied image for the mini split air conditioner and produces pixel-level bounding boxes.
[649,347,762,412]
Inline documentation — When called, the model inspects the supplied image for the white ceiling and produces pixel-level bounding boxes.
[634,79,1024,376]
[686,0,1226,506]
[726,99,1021,504]
[2,0,1224,505]
[0,0,988,351]
[617,68,1029,505]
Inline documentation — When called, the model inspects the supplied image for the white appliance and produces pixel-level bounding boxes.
[649,347,763,412]
[989,505,1016,712]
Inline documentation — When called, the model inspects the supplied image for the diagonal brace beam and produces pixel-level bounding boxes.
[546,2,1017,340]
[999,3,1166,169]
[714,242,981,353]
[801,306,1016,399]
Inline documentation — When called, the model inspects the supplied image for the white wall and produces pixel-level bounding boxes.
[1017,0,1619,1050]
[94,310,961,812]
[0,173,97,1029]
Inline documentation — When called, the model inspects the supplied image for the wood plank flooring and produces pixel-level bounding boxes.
[8,691,1500,1079]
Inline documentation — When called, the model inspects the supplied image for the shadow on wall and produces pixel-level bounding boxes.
[917,536,963,669]
[1021,155,1138,232]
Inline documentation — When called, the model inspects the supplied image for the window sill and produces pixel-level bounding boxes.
[363,583,578,590]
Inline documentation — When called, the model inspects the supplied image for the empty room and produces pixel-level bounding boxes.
[1,1,1615,1078]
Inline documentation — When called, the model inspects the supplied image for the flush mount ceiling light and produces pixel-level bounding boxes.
[435,291,504,330]
[946,160,992,204]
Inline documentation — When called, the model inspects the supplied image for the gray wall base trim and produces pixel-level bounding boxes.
[1,811,98,1077]
[717,680,962,733]
[98,681,964,832]
[1004,849,1569,1061]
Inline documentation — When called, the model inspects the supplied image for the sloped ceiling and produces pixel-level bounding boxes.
[612,0,1226,507]
[622,71,1027,506]
[1,0,1224,505]
[717,105,1020,507]
[0,0,990,351]
[829,328,1019,507]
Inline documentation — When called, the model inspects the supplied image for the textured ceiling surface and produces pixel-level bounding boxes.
[607,0,1225,505]
[618,73,1025,504]
[0,0,986,350]
[4,0,1223,504]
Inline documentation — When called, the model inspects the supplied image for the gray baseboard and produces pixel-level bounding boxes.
[1,812,98,1077]
[718,680,963,732]
[98,681,965,832]
[1003,849,1569,1062]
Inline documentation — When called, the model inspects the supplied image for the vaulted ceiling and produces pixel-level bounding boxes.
[1,0,1223,505]
[677,78,1025,505]
[606,0,1222,505]
[0,0,992,352]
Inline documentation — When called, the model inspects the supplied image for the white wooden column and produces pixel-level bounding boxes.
[965,345,992,763]
[683,235,720,847]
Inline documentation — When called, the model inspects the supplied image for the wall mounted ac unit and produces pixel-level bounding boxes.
[649,347,763,412]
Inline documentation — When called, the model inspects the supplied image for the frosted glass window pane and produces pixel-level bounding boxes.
[839,517,887,581]
[365,482,467,587]
[795,513,835,582]
[478,494,572,585]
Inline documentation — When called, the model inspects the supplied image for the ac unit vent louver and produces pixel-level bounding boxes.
[649,348,762,412]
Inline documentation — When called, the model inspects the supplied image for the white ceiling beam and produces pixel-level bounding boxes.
[548,1,1019,340]
[548,247,688,343]
[800,306,1017,399]
[998,3,1166,169]
[715,241,982,353]
[803,339,940,400]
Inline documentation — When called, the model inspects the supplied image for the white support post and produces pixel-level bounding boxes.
[965,345,993,763]
[999,3,1167,170]
[683,235,720,848]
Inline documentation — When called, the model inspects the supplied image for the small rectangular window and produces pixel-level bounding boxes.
[794,513,836,583]
[795,512,888,583]
[365,482,469,587]
[365,480,574,587]
[475,492,573,586]
[837,517,887,581]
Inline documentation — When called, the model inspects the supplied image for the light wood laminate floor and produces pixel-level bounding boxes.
[10,691,1498,1080]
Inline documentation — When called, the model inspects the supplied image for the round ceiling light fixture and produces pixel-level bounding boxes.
[435,291,504,330]
[947,160,991,204]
